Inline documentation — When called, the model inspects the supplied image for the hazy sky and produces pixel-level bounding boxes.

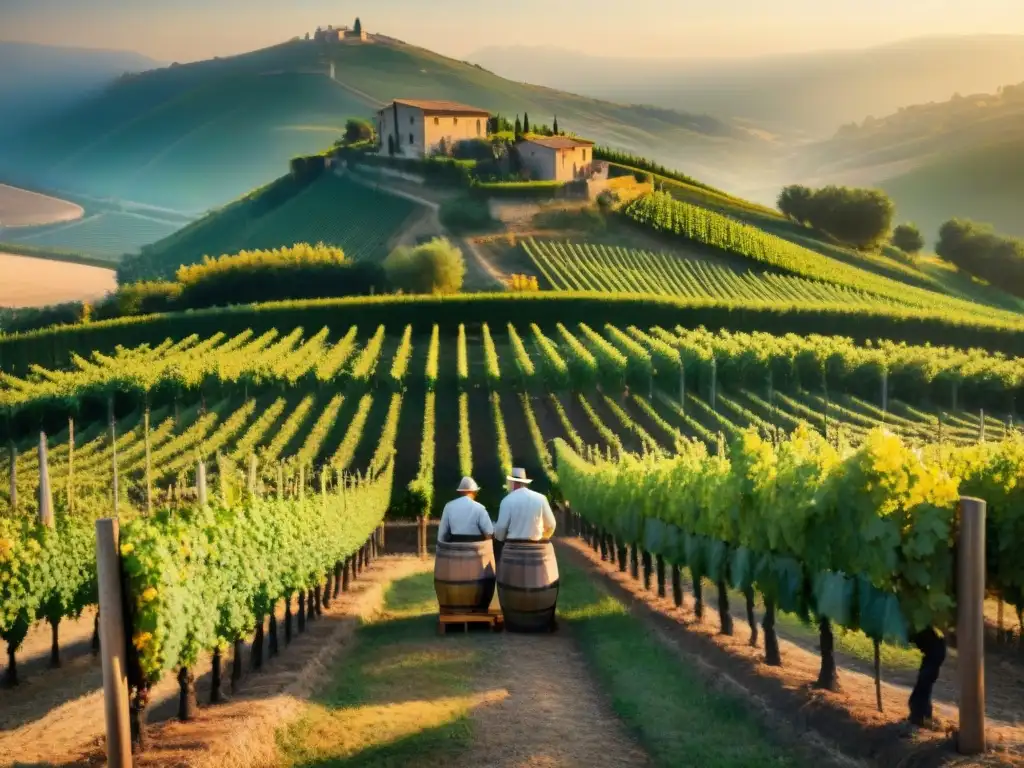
[3,0,1024,63]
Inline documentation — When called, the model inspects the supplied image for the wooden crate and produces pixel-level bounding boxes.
[438,609,504,634]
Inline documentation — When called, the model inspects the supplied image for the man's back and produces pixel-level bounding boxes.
[495,487,556,542]
[438,495,493,541]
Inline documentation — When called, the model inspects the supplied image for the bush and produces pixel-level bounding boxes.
[344,118,375,144]
[891,223,925,254]
[0,302,88,334]
[452,138,493,162]
[93,281,181,320]
[633,170,651,184]
[533,206,606,232]
[936,219,1024,297]
[596,189,620,210]
[439,198,499,233]
[289,154,329,184]
[173,243,387,308]
[384,238,466,294]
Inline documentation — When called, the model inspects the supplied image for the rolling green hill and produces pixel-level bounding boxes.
[0,36,761,216]
[799,81,1024,239]
[117,173,418,282]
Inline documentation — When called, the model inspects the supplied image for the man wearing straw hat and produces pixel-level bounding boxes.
[494,468,556,548]
[437,476,494,543]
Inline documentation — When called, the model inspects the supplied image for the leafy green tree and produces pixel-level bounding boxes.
[936,218,1024,296]
[384,238,466,294]
[891,223,925,254]
[344,118,375,144]
[777,185,815,224]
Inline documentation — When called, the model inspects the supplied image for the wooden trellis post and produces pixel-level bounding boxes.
[957,496,986,755]
[38,432,54,528]
[197,460,207,508]
[95,519,132,767]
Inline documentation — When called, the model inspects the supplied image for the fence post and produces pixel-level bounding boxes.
[95,519,132,768]
[957,496,986,755]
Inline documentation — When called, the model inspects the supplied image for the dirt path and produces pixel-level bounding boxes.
[559,537,1024,767]
[278,563,650,768]
[0,555,422,768]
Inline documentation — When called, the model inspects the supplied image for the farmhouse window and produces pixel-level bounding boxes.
[434,117,439,125]
[583,149,587,161]
[476,119,481,135]
[410,116,414,125]
[409,133,414,144]
[454,117,459,126]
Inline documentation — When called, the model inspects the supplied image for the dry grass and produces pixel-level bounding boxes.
[0,252,115,308]
[0,184,83,228]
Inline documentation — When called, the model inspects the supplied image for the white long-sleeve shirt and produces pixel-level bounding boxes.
[437,495,494,542]
[494,487,556,542]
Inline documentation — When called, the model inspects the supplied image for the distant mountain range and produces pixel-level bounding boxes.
[0,36,765,212]
[796,81,1024,239]
[469,35,1024,139]
[0,41,162,139]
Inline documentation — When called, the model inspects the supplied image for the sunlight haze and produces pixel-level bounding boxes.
[3,0,1024,62]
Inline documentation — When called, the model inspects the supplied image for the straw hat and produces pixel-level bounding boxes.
[506,467,532,484]
[456,476,480,493]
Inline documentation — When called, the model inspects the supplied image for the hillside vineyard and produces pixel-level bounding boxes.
[2,322,1024,687]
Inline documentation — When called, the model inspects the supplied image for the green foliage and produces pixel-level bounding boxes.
[121,463,390,683]
[936,218,1024,298]
[344,118,375,144]
[173,243,386,309]
[383,238,466,295]
[891,223,925,255]
[405,391,436,518]
[556,425,961,639]
[777,184,895,250]
[623,192,1019,324]
[593,147,726,195]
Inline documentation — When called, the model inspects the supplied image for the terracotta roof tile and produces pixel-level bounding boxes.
[519,135,594,150]
[385,99,490,115]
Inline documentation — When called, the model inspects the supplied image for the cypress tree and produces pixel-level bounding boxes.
[553,115,559,134]
[523,112,531,134]
[354,17,362,35]
[514,115,522,137]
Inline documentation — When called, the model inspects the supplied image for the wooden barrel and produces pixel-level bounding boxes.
[497,541,559,632]
[434,540,496,614]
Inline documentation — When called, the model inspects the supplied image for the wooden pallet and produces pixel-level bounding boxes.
[438,609,504,634]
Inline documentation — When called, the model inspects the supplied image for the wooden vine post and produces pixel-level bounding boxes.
[144,407,153,515]
[110,398,119,516]
[197,460,207,509]
[38,432,54,528]
[8,440,17,512]
[95,518,132,767]
[957,496,986,755]
[67,417,75,514]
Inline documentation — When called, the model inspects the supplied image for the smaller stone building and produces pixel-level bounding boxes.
[377,100,490,158]
[516,136,595,182]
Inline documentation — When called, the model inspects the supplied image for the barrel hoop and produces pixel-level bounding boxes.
[434,578,494,586]
[497,580,560,593]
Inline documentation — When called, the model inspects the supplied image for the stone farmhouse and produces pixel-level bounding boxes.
[377,99,490,158]
[313,24,367,42]
[516,135,595,182]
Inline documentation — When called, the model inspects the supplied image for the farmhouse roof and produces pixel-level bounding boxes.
[520,135,595,150]
[383,99,490,116]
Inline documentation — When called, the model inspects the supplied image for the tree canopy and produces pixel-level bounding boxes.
[778,184,895,250]
[891,223,925,254]
[936,219,1024,298]
[384,238,466,294]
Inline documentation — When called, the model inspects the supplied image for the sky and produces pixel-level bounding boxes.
[3,0,1024,63]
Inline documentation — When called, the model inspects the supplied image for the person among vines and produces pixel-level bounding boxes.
[437,477,493,543]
